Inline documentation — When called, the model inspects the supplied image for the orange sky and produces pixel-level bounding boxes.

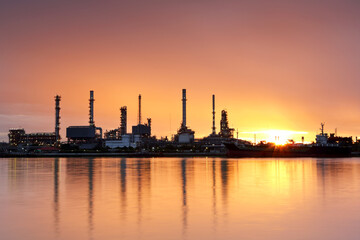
[1,0,360,142]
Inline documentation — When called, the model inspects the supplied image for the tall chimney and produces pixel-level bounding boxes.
[89,90,94,126]
[182,89,187,128]
[212,94,216,135]
[55,95,61,143]
[147,118,151,135]
[120,106,127,135]
[138,94,141,125]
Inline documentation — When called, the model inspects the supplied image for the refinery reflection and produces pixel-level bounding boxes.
[180,158,188,237]
[119,158,127,219]
[53,158,60,236]
[212,159,218,234]
[3,157,360,240]
[88,158,94,239]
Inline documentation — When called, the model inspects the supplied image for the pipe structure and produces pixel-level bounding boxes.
[138,94,141,125]
[96,127,103,139]
[212,94,216,135]
[182,89,187,128]
[55,95,61,143]
[89,90,95,126]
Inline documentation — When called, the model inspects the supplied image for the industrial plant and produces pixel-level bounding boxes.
[7,95,62,150]
[66,90,103,149]
[3,88,358,157]
[4,88,243,155]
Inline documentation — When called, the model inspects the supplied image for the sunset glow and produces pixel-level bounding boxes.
[3,157,360,240]
[2,1,360,240]
[1,1,360,142]
[241,130,308,145]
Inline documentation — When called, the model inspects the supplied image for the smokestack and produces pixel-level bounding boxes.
[147,118,151,135]
[89,90,94,126]
[120,106,127,135]
[138,94,141,125]
[182,89,187,128]
[55,95,61,143]
[212,94,216,135]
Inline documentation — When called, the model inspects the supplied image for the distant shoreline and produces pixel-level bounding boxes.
[1,152,360,158]
[0,152,226,158]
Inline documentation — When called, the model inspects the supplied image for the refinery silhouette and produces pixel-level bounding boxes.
[2,89,358,158]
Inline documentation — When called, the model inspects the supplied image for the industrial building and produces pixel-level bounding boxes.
[105,94,152,149]
[174,89,195,144]
[8,129,57,146]
[66,126,97,142]
[104,135,141,149]
[132,94,151,137]
[104,106,127,140]
[104,128,120,140]
[200,94,238,152]
[219,110,234,138]
[8,95,61,147]
[66,90,102,145]
[25,132,57,145]
[8,129,26,146]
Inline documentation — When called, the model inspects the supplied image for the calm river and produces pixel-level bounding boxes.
[1,157,360,240]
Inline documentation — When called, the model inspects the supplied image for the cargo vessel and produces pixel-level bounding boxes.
[224,123,352,158]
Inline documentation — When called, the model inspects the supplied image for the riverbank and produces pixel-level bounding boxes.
[0,152,226,158]
[2,151,360,158]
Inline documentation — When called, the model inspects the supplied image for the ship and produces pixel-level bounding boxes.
[224,123,352,158]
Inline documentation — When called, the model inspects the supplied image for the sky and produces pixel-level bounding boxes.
[1,0,360,143]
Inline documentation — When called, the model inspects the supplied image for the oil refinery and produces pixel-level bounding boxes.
[2,88,359,157]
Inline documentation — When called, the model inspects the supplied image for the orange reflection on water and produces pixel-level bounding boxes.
[2,157,360,240]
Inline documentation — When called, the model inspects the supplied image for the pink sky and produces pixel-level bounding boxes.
[1,0,360,142]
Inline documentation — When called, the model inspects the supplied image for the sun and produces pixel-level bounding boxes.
[266,130,307,145]
[240,130,308,145]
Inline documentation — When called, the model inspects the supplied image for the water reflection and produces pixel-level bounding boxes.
[181,158,188,237]
[88,158,94,239]
[119,158,127,219]
[220,159,229,222]
[53,158,60,236]
[136,159,151,238]
[212,159,217,234]
[2,157,360,240]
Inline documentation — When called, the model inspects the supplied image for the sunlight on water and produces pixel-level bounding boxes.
[1,157,360,240]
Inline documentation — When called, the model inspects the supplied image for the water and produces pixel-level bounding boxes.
[1,157,360,240]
